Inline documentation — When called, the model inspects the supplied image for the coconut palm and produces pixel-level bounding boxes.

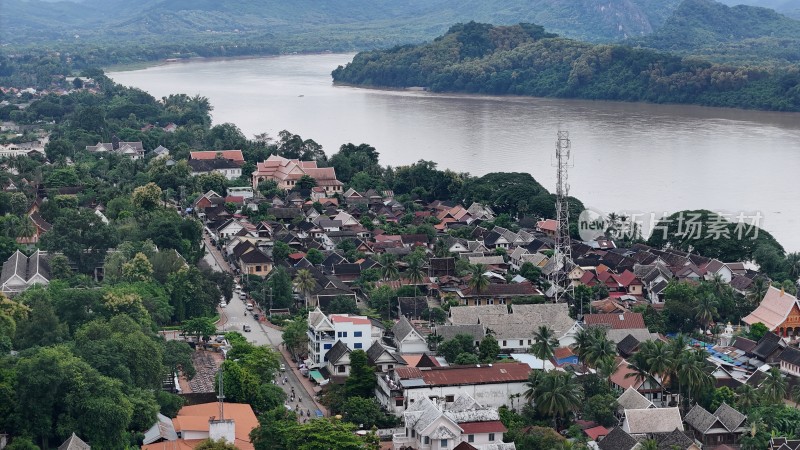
[677,350,712,406]
[426,334,444,352]
[584,333,616,368]
[523,370,542,405]
[736,384,760,410]
[759,366,787,405]
[787,252,800,281]
[378,253,399,281]
[530,325,559,370]
[532,371,583,428]
[625,352,652,387]
[792,384,800,408]
[641,340,673,390]
[596,356,618,387]
[639,440,658,450]
[694,293,719,331]
[746,277,769,307]
[468,263,490,295]
[293,268,317,309]
[572,326,600,367]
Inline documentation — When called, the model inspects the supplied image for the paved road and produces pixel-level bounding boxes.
[207,239,326,419]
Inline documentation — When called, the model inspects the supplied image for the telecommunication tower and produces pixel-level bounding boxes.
[550,131,574,303]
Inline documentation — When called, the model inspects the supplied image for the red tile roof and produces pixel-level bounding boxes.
[614,270,640,287]
[190,150,244,162]
[459,421,507,434]
[395,362,530,386]
[584,312,646,330]
[537,219,557,232]
[329,314,371,325]
[553,347,575,360]
[584,426,610,441]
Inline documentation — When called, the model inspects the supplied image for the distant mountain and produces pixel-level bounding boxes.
[636,0,800,64]
[716,0,800,19]
[0,0,682,48]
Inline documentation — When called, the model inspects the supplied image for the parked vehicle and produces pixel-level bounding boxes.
[279,363,286,372]
[243,325,252,332]
[220,302,227,308]
[246,303,254,311]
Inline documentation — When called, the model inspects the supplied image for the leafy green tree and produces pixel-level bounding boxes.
[122,252,154,282]
[341,397,391,429]
[585,394,617,427]
[40,208,118,273]
[759,367,788,405]
[295,175,317,190]
[747,322,769,341]
[710,386,737,412]
[250,407,296,450]
[438,334,476,363]
[195,438,239,450]
[273,241,292,264]
[155,391,185,418]
[454,353,480,365]
[324,296,359,315]
[195,172,228,196]
[345,350,375,398]
[167,267,221,321]
[306,248,324,265]
[479,334,500,362]
[5,437,40,450]
[282,318,309,361]
[181,316,217,342]
[14,289,68,350]
[15,346,133,449]
[132,182,162,210]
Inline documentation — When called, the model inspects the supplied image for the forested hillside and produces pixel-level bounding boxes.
[331,22,800,111]
[1,0,679,51]
[636,0,800,64]
[717,0,800,19]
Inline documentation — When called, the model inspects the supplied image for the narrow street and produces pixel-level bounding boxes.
[207,239,328,418]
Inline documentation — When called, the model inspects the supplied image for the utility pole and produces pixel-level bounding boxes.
[550,130,575,303]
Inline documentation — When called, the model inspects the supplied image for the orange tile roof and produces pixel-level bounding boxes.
[190,150,244,162]
[330,314,371,325]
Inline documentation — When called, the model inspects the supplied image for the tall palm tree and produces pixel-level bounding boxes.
[640,340,673,396]
[572,327,598,367]
[787,252,800,281]
[523,370,542,406]
[405,256,425,299]
[792,384,800,408]
[747,277,769,307]
[378,253,399,281]
[759,367,787,405]
[736,384,760,411]
[625,352,652,388]
[677,350,712,406]
[584,334,616,368]
[532,371,583,428]
[468,263,490,295]
[293,269,317,309]
[596,356,618,387]
[530,325,559,371]
[694,293,719,331]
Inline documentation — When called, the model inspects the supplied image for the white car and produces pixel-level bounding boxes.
[220,302,227,308]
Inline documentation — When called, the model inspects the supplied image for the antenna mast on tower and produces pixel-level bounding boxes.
[217,366,225,420]
[550,130,574,303]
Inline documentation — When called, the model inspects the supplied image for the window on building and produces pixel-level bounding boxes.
[440,439,448,448]
[255,265,261,271]
[387,364,394,370]
[354,343,362,349]
[324,344,332,349]
[528,339,532,345]
[519,340,524,346]
[337,365,345,373]
[411,430,415,438]
[338,332,348,338]
[489,433,495,442]
[488,299,493,305]
[445,395,454,402]
[396,399,404,407]
[502,340,507,346]
[468,435,474,443]
[423,437,429,445]
[354,331,362,337]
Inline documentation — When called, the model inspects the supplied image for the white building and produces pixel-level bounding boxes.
[393,393,515,450]
[377,362,531,416]
[1,250,50,297]
[306,308,377,368]
[392,316,429,354]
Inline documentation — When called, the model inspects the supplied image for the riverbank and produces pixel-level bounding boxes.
[104,51,340,73]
